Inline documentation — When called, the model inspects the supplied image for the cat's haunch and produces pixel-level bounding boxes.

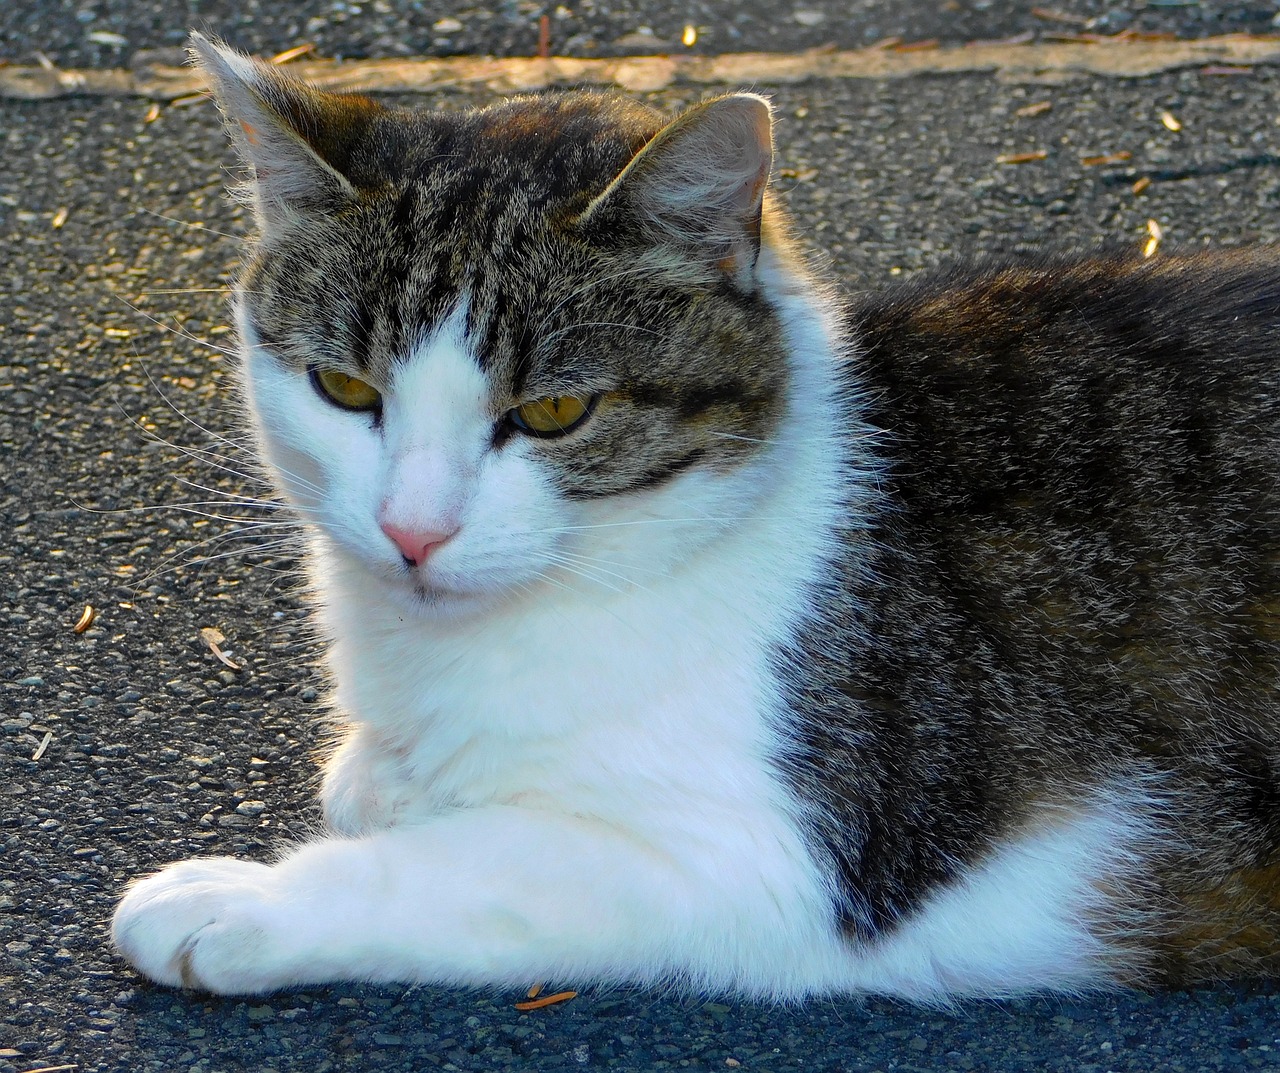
[112,32,1280,1002]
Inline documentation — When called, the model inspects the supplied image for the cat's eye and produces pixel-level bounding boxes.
[508,394,597,438]
[310,367,382,413]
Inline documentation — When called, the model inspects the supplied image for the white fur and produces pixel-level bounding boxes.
[112,244,1149,1000]
[842,788,1157,1000]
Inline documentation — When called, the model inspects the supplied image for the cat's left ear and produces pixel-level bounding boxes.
[189,31,385,237]
[580,93,774,291]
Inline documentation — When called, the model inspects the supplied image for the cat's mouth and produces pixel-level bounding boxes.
[397,568,496,617]
[410,577,470,608]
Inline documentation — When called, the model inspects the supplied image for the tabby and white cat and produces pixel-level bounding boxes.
[112,33,1280,1002]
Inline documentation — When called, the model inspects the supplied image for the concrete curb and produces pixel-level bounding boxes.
[5,33,1280,100]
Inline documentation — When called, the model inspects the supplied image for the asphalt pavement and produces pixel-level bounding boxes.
[4,2,1280,1071]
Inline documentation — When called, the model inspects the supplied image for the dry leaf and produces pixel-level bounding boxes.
[1143,219,1163,258]
[200,626,242,671]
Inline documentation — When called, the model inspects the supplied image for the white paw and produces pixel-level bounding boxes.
[320,731,424,836]
[112,857,291,994]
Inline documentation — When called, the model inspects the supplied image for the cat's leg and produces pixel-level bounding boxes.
[112,804,828,996]
[319,723,433,836]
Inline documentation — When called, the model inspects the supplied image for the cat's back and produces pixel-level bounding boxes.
[846,248,1279,711]
[850,248,1280,521]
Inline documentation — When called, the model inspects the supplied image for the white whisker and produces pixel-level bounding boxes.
[135,206,242,240]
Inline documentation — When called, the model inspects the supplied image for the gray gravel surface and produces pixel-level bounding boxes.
[4,0,1280,68]
[5,4,1280,1071]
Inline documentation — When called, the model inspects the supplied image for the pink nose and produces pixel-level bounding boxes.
[380,522,456,567]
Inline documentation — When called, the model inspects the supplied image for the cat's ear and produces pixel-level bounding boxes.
[188,32,384,235]
[580,93,774,289]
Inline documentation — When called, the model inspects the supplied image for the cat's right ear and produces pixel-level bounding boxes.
[577,93,774,291]
[188,32,384,236]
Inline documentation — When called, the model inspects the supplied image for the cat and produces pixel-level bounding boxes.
[111,32,1280,1003]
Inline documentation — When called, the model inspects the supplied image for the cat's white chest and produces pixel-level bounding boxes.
[322,550,786,824]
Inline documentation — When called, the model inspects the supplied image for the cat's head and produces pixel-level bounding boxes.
[191,33,808,618]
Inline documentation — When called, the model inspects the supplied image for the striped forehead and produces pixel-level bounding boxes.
[316,94,664,385]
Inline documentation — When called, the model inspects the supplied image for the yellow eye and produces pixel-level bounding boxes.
[311,367,382,412]
[509,394,596,437]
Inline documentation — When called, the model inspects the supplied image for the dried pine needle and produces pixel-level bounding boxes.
[144,102,161,122]
[1079,151,1131,166]
[894,39,940,52]
[270,43,315,64]
[996,150,1048,165]
[73,604,96,633]
[1132,176,1152,195]
[51,207,69,229]
[32,731,53,762]
[514,990,577,1011]
[1014,101,1052,118]
[1160,110,1182,131]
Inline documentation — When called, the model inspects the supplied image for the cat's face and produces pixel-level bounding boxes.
[240,282,778,616]
[193,40,792,616]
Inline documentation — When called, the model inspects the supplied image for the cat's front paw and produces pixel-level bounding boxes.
[112,857,291,994]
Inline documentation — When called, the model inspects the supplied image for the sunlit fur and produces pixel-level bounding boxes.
[112,35,1280,1002]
